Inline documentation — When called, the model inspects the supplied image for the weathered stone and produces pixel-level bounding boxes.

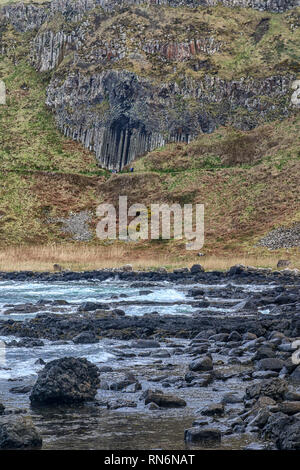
[72,332,98,344]
[200,403,224,417]
[184,427,221,444]
[144,389,186,408]
[189,356,213,372]
[256,358,285,371]
[0,417,42,449]
[30,357,100,405]
[279,401,300,415]
[245,378,288,401]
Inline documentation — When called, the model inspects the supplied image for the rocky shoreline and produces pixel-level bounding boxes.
[0,265,300,450]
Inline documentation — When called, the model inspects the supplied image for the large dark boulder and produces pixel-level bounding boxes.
[0,417,42,449]
[30,357,100,405]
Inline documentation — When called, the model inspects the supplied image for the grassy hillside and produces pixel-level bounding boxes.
[0,1,299,269]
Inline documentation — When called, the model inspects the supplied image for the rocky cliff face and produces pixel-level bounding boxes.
[46,71,293,170]
[1,0,299,169]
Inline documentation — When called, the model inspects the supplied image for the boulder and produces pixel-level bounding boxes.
[228,331,242,342]
[190,264,204,274]
[245,378,288,401]
[184,427,221,444]
[256,358,285,371]
[290,365,300,384]
[277,260,291,269]
[78,301,108,312]
[279,401,300,415]
[144,389,186,408]
[0,417,42,449]
[278,420,300,450]
[72,332,98,344]
[200,403,224,417]
[189,356,213,372]
[30,357,100,405]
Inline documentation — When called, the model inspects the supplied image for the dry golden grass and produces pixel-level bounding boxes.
[0,244,299,272]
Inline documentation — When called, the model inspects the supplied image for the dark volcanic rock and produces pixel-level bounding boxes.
[256,358,285,371]
[0,416,42,449]
[184,427,221,444]
[200,403,224,417]
[30,357,100,405]
[245,378,288,401]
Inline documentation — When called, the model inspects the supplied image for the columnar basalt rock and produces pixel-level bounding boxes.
[1,0,299,170]
[46,69,294,170]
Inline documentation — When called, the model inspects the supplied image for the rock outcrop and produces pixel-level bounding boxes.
[46,70,293,170]
[1,0,299,169]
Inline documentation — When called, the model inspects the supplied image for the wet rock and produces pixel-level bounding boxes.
[289,365,300,384]
[173,268,189,274]
[144,389,186,408]
[277,419,300,450]
[222,393,243,404]
[0,404,4,415]
[253,346,276,360]
[98,366,113,373]
[192,418,210,426]
[78,301,108,312]
[30,357,100,405]
[284,391,300,401]
[200,403,224,417]
[7,338,44,348]
[252,371,278,379]
[279,401,300,415]
[0,416,42,449]
[256,358,285,371]
[131,339,160,349]
[9,385,32,395]
[228,331,242,342]
[147,402,160,410]
[243,332,258,341]
[35,358,46,366]
[110,373,141,392]
[247,408,271,429]
[151,350,171,358]
[245,378,288,401]
[72,332,98,344]
[190,265,204,274]
[189,356,213,372]
[195,301,210,309]
[107,399,137,410]
[188,288,205,297]
[184,427,221,444]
